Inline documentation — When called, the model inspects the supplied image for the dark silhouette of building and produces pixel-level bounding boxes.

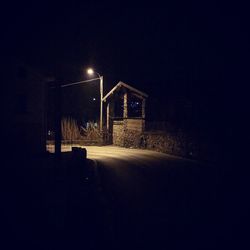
[3,59,47,156]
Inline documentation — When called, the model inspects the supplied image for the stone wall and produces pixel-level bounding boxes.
[142,131,191,157]
[112,119,219,163]
[112,120,125,146]
[141,131,219,163]
[124,119,144,147]
[124,129,142,148]
[112,119,144,147]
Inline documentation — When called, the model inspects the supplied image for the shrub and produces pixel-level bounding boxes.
[80,121,101,140]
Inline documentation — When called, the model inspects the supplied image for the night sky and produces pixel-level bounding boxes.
[2,1,248,125]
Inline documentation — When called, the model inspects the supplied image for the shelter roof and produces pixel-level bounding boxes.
[103,81,148,101]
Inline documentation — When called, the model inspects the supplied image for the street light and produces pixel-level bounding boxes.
[87,68,94,75]
[87,68,103,133]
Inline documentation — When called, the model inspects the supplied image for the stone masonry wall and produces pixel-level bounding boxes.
[141,131,219,163]
[112,119,219,163]
[124,129,142,148]
[112,119,144,147]
[112,121,125,146]
[123,119,143,148]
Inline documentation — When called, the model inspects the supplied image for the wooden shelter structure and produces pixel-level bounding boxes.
[103,81,148,146]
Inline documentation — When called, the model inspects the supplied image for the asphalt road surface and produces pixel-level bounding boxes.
[3,145,244,249]
[46,145,243,249]
[85,146,220,249]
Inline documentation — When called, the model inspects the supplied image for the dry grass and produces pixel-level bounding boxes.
[61,117,81,140]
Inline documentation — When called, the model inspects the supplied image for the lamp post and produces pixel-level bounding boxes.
[87,68,103,133]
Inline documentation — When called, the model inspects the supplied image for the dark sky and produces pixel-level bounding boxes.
[2,1,249,122]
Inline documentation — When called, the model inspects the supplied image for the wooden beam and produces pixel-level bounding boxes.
[107,103,110,130]
[120,82,148,98]
[131,92,146,100]
[123,92,128,118]
[103,81,148,101]
[142,99,146,119]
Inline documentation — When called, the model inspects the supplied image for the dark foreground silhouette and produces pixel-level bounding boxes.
[2,152,112,250]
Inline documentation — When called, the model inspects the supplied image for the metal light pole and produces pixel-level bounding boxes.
[54,80,62,160]
[100,75,103,133]
[87,68,103,133]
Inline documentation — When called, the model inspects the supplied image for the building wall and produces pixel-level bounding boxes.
[14,78,46,155]
[4,63,47,156]
[126,119,144,131]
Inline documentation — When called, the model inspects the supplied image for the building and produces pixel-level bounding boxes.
[3,59,47,156]
[103,81,148,147]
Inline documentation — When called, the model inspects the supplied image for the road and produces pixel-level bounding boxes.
[3,145,243,249]
[84,146,220,249]
[45,145,246,249]
[46,145,236,249]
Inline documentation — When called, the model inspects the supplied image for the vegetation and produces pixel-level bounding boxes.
[61,117,101,141]
[61,117,81,141]
[80,122,101,140]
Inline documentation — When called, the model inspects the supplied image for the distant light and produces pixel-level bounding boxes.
[87,68,94,75]
[93,98,96,101]
[136,102,139,105]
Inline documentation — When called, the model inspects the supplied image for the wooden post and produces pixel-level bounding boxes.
[123,92,128,118]
[142,98,146,131]
[107,103,110,130]
[142,98,146,119]
[54,80,61,160]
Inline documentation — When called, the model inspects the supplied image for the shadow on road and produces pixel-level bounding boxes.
[2,152,113,250]
[97,157,247,250]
